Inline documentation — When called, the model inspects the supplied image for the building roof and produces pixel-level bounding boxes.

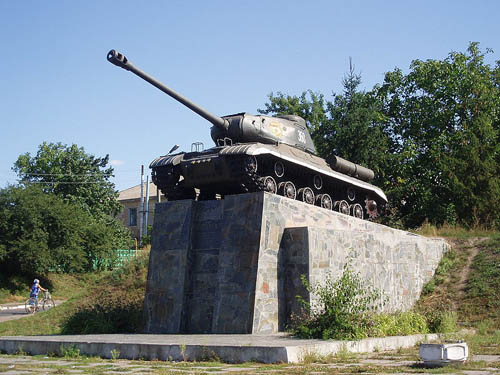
[118,182,161,202]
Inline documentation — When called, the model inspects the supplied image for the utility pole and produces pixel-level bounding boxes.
[144,175,150,237]
[139,165,144,244]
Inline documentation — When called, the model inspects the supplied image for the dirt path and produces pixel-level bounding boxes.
[448,237,488,310]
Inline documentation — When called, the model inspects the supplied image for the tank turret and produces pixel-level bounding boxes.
[107,49,387,219]
[107,50,317,154]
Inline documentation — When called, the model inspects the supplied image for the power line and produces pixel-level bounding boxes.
[19,181,114,185]
[21,173,114,177]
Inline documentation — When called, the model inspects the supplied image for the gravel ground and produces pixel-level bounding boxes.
[0,351,498,375]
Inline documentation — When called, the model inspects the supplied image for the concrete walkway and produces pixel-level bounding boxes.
[0,333,440,363]
[0,302,26,311]
[0,301,63,323]
[0,300,63,311]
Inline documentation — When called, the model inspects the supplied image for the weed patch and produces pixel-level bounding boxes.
[372,311,429,336]
[60,344,81,358]
[290,261,385,340]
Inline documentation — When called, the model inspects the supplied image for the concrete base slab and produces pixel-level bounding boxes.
[0,333,439,363]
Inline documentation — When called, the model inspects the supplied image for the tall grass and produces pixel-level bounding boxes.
[412,222,497,238]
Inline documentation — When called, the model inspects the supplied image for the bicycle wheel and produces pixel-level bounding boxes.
[42,298,55,311]
[25,298,36,314]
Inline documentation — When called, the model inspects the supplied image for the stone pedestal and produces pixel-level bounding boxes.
[144,192,448,334]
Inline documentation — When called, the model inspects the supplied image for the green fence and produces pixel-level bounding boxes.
[92,249,146,270]
[114,249,145,268]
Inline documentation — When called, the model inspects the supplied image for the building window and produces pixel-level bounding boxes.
[129,208,137,226]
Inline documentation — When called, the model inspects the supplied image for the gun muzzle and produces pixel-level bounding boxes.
[107,50,130,70]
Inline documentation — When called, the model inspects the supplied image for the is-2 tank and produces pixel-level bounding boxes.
[107,49,387,219]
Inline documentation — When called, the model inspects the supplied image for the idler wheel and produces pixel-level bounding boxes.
[261,176,277,194]
[335,200,350,215]
[365,199,378,218]
[244,156,258,173]
[351,203,364,219]
[316,193,333,210]
[297,187,315,205]
[278,181,296,200]
[274,161,285,178]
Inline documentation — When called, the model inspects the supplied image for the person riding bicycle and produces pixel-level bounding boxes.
[29,279,47,306]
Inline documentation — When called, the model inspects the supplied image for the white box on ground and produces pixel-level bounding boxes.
[419,342,468,365]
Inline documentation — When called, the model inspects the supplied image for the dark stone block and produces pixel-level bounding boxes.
[145,192,447,334]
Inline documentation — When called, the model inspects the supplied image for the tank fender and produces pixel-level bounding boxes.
[238,144,387,202]
[149,153,184,168]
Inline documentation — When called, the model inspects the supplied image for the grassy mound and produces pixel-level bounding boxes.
[417,234,500,328]
[0,251,148,336]
[62,251,148,334]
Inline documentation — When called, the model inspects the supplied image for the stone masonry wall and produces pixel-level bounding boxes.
[144,192,448,334]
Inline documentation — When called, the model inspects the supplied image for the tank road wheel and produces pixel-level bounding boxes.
[335,200,350,215]
[347,187,356,201]
[244,156,258,173]
[261,176,278,194]
[274,161,285,178]
[365,199,379,218]
[297,187,315,205]
[313,174,323,190]
[316,193,333,210]
[351,203,364,219]
[278,181,297,200]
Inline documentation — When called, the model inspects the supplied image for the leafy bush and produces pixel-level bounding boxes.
[291,261,385,340]
[0,185,132,277]
[425,311,458,333]
[371,311,429,336]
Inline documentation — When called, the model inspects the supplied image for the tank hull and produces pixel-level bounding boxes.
[150,142,387,219]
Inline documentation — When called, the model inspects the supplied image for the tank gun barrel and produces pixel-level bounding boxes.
[107,49,229,130]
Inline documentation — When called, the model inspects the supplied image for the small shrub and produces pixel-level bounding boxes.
[15,346,27,356]
[334,344,358,362]
[291,261,385,340]
[421,280,436,295]
[372,311,429,336]
[300,349,339,364]
[60,344,81,358]
[476,319,494,335]
[110,349,120,360]
[426,311,458,333]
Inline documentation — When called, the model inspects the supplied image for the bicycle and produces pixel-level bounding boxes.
[25,291,55,314]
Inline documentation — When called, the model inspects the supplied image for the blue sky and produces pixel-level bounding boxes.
[1,1,499,191]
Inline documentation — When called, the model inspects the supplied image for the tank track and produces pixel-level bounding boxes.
[153,154,381,220]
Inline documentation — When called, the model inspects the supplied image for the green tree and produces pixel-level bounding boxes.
[258,90,328,134]
[376,42,500,228]
[259,63,392,183]
[318,62,392,182]
[0,185,132,276]
[13,142,122,217]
